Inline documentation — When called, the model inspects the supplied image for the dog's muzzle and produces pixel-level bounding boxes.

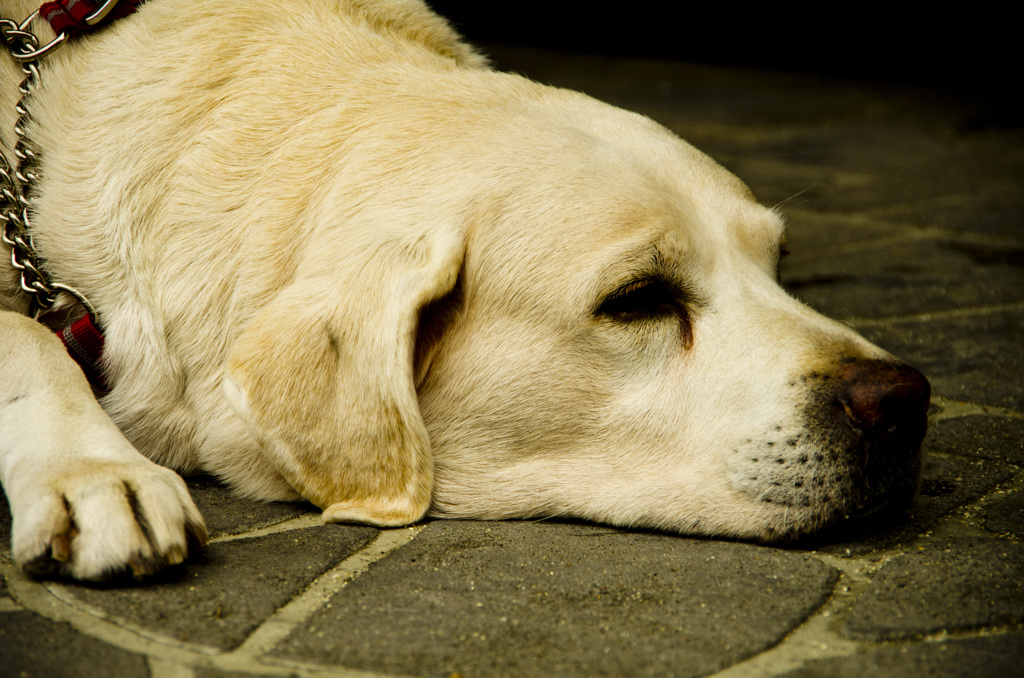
[726,356,931,540]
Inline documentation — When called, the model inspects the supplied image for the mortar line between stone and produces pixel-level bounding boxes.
[209,512,324,543]
[928,396,1023,421]
[708,554,877,678]
[2,561,219,662]
[225,525,425,661]
[843,300,1024,328]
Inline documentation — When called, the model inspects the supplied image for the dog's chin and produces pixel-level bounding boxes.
[721,432,925,543]
[740,442,924,544]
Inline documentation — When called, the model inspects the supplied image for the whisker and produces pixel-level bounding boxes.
[771,185,817,212]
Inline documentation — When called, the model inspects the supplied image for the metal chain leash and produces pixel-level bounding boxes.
[1,10,95,317]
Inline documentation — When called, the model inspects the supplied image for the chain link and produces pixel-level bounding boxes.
[2,11,68,62]
[2,11,91,316]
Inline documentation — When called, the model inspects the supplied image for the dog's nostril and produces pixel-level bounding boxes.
[836,360,930,435]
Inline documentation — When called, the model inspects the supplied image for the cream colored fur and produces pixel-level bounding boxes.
[1,0,918,580]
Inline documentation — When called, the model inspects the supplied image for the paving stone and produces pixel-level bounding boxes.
[692,108,1022,227]
[984,489,1024,538]
[911,455,1015,525]
[877,175,1023,238]
[781,236,1024,319]
[857,309,1024,410]
[779,633,1024,678]
[0,610,149,678]
[185,475,314,538]
[803,453,1014,556]
[780,210,920,255]
[65,525,377,650]
[274,520,838,678]
[844,537,1024,640]
[926,415,1024,465]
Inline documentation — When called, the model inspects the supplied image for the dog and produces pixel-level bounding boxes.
[0,0,930,581]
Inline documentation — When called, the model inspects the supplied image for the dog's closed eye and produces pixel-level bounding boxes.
[597,278,696,349]
[776,238,791,283]
[598,278,679,319]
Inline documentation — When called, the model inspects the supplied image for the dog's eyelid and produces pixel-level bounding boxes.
[607,275,668,299]
[596,275,691,319]
[610,277,659,298]
[775,235,791,282]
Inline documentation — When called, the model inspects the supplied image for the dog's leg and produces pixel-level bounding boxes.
[0,311,207,580]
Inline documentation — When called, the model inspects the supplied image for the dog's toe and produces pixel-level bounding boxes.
[17,496,73,578]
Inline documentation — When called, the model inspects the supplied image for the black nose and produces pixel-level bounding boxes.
[836,360,930,440]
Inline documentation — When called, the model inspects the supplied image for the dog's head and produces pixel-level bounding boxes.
[225,72,928,541]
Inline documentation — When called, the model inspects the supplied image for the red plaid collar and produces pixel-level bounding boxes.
[58,314,108,393]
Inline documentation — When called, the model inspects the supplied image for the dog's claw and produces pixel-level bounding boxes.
[50,534,71,562]
[128,556,158,578]
[187,518,209,549]
[166,545,185,566]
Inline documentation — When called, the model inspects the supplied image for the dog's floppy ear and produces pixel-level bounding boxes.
[223,227,464,526]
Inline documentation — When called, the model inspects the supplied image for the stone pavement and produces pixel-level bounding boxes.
[2,45,1023,678]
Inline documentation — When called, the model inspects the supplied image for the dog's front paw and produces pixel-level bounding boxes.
[11,459,208,581]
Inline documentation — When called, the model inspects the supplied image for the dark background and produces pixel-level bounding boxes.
[426,2,1015,107]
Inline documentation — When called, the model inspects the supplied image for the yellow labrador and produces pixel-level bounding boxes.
[0,0,929,580]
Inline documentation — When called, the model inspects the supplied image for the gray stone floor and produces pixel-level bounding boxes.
[2,46,1022,677]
